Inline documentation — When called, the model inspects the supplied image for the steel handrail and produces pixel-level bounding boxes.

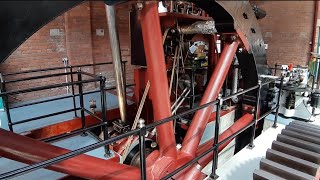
[0,77,284,179]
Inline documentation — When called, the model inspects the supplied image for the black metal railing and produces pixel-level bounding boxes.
[0,62,129,131]
[0,76,284,180]
[0,61,134,158]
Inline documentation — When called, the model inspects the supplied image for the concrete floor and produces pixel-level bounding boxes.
[0,88,134,133]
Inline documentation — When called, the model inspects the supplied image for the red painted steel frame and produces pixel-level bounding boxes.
[0,129,140,180]
[140,2,177,158]
[181,40,240,157]
[0,3,253,180]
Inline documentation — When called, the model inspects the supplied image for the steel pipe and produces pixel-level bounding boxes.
[105,5,127,123]
[182,40,240,156]
[231,57,239,102]
[208,35,218,80]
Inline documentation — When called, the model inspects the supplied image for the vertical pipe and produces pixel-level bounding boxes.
[140,2,177,158]
[273,76,284,128]
[63,58,70,94]
[139,131,146,180]
[122,61,127,103]
[210,94,222,179]
[222,76,228,109]
[311,1,318,54]
[2,80,13,132]
[231,58,239,95]
[139,120,146,180]
[312,58,320,119]
[100,76,110,156]
[182,40,239,156]
[69,67,78,117]
[208,35,218,80]
[105,5,127,123]
[190,69,195,108]
[77,69,86,129]
[249,80,261,148]
[315,58,320,87]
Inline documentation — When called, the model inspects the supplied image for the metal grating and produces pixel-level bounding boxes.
[253,121,320,180]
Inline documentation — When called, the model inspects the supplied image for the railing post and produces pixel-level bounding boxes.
[122,61,127,102]
[138,119,147,180]
[190,68,195,108]
[0,74,13,132]
[77,68,86,133]
[249,80,262,148]
[273,76,284,128]
[209,94,222,179]
[100,76,111,156]
[69,66,78,118]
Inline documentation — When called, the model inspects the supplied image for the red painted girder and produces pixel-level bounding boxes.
[0,129,140,180]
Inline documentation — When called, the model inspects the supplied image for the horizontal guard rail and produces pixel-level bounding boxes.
[2,61,127,77]
[4,72,75,84]
[1,79,101,96]
[0,77,284,179]
[9,84,135,109]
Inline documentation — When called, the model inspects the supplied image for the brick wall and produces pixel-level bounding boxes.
[253,1,315,67]
[2,1,317,103]
[0,2,134,103]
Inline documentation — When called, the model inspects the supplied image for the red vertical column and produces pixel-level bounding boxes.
[139,2,177,158]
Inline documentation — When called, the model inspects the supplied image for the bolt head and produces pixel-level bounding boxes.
[176,144,182,150]
[137,3,143,10]
[151,142,158,148]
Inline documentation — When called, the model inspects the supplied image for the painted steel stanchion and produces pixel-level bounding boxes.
[77,68,86,132]
[138,119,147,180]
[273,76,284,128]
[69,66,78,118]
[100,76,111,156]
[209,94,222,179]
[249,80,262,148]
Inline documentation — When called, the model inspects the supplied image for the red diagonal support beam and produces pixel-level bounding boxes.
[196,113,254,167]
[0,129,140,180]
[181,40,240,156]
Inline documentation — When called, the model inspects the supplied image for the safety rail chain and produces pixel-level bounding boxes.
[0,76,284,180]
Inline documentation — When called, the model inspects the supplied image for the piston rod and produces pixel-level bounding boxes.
[105,5,127,122]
